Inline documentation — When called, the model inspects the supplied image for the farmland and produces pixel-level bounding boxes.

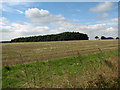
[2,40,119,88]
[2,40,118,65]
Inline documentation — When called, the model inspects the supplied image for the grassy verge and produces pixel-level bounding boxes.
[2,49,119,88]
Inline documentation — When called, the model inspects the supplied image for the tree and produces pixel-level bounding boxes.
[107,37,114,39]
[95,36,99,40]
[11,32,89,42]
[101,36,114,40]
[101,36,106,40]
[116,37,119,39]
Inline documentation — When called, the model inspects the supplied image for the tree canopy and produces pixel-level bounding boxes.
[116,37,119,39]
[95,36,99,40]
[11,32,89,42]
[101,36,114,40]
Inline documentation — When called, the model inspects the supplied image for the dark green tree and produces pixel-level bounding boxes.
[95,36,99,40]
[116,37,119,39]
[101,36,106,40]
[107,37,114,39]
[11,32,89,42]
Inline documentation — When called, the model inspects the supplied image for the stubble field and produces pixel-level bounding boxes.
[2,40,118,65]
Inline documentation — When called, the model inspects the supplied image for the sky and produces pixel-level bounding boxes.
[0,1,118,41]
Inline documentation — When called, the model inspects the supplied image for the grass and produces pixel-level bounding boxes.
[2,49,118,88]
[2,40,118,65]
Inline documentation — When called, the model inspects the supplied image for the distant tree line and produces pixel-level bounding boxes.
[95,36,119,40]
[0,41,10,43]
[11,32,89,42]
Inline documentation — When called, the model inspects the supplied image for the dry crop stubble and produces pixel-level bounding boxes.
[2,40,118,65]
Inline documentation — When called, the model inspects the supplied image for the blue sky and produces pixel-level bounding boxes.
[2,2,118,24]
[0,2,118,40]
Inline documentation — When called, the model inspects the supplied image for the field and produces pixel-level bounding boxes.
[2,40,119,88]
[2,40,118,65]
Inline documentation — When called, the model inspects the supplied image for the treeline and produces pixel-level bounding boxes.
[95,36,119,40]
[101,36,114,39]
[11,32,89,42]
[0,41,10,43]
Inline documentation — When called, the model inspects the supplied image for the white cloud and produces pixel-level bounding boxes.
[1,20,118,40]
[16,9,23,14]
[25,8,69,25]
[1,21,66,40]
[97,13,109,19]
[1,7,118,41]
[61,23,117,40]
[25,8,50,18]
[90,2,114,12]
[0,26,13,32]
[0,17,9,25]
[96,17,118,25]
[0,2,15,12]
[106,27,115,32]
[50,20,117,39]
[11,22,50,35]
[0,2,31,13]
[111,18,118,22]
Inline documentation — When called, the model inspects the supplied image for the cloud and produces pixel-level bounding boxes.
[0,17,9,25]
[90,2,114,12]
[1,21,118,40]
[25,8,50,18]
[0,26,13,33]
[16,9,23,14]
[111,18,118,22]
[97,13,109,19]
[96,17,118,24]
[1,21,66,40]
[0,2,15,12]
[1,8,118,41]
[51,20,118,39]
[11,22,50,35]
[25,8,69,25]
[0,2,31,13]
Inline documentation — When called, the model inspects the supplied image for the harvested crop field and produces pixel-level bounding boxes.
[2,40,118,65]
